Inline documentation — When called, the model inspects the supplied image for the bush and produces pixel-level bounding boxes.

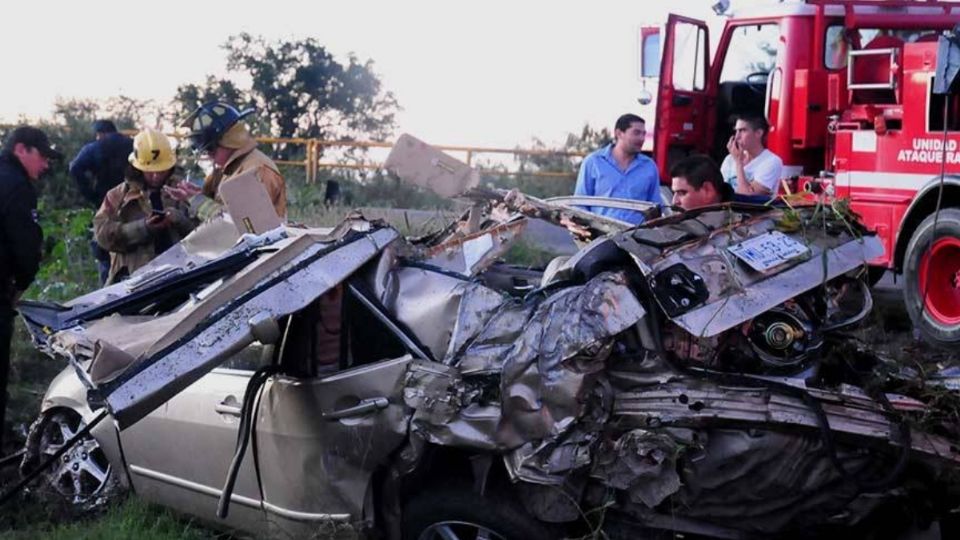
[30,206,99,302]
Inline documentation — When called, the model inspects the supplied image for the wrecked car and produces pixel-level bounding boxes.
[14,157,960,539]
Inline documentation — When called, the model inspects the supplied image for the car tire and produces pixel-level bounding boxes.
[20,408,118,509]
[902,208,960,348]
[402,487,554,540]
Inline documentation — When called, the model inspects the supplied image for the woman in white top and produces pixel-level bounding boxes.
[720,115,783,198]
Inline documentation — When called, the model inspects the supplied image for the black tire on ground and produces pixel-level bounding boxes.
[902,208,960,348]
[402,487,554,540]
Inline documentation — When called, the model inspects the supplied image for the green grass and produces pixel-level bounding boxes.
[502,238,560,269]
[0,499,221,540]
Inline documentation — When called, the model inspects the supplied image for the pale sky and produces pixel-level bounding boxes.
[1,0,771,149]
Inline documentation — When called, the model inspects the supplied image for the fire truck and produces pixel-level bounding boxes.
[641,0,960,348]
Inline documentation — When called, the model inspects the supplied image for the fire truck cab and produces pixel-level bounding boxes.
[646,0,960,347]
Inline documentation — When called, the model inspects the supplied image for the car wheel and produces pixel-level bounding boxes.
[903,208,960,348]
[402,488,553,540]
[20,408,117,508]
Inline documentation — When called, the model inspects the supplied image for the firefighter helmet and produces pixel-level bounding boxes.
[180,101,255,152]
[129,128,176,172]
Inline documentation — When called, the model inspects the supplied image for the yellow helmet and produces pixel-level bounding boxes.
[129,128,176,172]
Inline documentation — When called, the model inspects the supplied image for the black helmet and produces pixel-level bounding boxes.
[180,101,255,152]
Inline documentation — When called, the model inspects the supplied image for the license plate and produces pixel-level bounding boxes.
[728,231,810,272]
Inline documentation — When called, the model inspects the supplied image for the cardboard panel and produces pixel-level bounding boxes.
[384,133,479,197]
[220,169,283,234]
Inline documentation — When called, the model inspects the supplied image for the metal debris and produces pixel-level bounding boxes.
[18,156,960,536]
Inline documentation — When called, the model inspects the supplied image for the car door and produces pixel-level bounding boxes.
[249,284,423,537]
[654,14,712,180]
[119,344,272,535]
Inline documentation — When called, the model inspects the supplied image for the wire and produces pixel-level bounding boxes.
[217,364,279,519]
[252,315,291,513]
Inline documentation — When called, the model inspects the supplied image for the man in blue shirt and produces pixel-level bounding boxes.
[574,113,662,224]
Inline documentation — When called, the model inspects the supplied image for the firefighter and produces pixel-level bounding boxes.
[94,128,196,285]
[669,154,733,211]
[721,115,783,198]
[574,113,662,224]
[0,126,61,450]
[166,101,286,221]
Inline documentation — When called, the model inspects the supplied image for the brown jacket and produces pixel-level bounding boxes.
[191,139,287,222]
[94,177,196,284]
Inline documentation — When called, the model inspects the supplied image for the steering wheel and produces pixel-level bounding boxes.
[745,71,770,94]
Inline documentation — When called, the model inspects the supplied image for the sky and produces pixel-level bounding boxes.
[1,0,771,149]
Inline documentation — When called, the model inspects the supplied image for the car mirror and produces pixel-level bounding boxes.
[248,312,281,345]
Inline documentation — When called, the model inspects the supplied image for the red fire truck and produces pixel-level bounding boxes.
[643,0,960,347]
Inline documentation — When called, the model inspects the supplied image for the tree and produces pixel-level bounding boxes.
[480,124,613,199]
[173,33,399,145]
[515,123,612,176]
[4,96,156,209]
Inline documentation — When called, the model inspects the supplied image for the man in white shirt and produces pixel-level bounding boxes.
[720,115,783,198]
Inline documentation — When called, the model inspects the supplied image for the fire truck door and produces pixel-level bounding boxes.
[654,14,711,181]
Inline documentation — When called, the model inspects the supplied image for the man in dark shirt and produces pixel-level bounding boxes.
[69,120,133,284]
[0,126,61,451]
[69,120,133,207]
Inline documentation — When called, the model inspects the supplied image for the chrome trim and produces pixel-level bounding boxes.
[129,465,351,522]
[322,396,389,420]
[546,195,657,214]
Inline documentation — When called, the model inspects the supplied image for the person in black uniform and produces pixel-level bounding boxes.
[0,126,61,451]
[69,120,133,284]
[69,120,133,207]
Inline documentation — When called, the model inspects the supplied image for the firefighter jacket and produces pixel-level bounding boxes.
[0,153,42,303]
[94,176,196,285]
[190,139,287,222]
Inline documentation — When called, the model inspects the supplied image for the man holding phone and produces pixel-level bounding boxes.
[165,101,286,222]
[94,129,196,284]
[721,115,783,199]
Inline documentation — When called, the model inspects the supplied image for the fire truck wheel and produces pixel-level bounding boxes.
[903,208,960,348]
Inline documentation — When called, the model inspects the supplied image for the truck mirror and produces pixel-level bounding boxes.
[933,31,960,95]
[639,28,661,79]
